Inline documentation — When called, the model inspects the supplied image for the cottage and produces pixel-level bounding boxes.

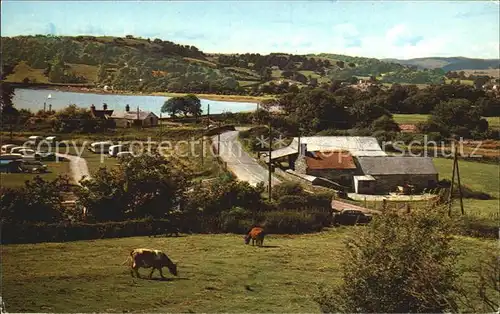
[356,156,438,194]
[111,105,159,128]
[90,104,114,119]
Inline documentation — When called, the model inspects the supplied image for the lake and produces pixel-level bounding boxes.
[12,88,258,116]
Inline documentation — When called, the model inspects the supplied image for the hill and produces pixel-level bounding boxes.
[3,35,491,95]
[384,57,500,72]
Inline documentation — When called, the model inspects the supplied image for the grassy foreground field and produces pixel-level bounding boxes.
[2,229,495,312]
[433,158,499,218]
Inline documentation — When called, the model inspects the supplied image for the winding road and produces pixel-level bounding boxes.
[55,153,90,185]
[212,130,281,187]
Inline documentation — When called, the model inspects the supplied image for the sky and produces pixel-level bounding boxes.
[2,1,499,59]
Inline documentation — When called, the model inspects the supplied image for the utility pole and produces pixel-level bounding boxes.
[455,148,464,215]
[159,112,163,142]
[217,121,221,155]
[201,104,210,166]
[447,143,464,216]
[268,122,273,199]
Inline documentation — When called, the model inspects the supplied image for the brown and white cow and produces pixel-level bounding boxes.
[244,227,266,247]
[128,248,178,279]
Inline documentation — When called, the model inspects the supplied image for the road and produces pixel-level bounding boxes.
[213,130,281,187]
[55,153,90,185]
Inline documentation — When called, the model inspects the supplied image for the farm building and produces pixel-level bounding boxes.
[268,136,439,195]
[294,144,357,187]
[355,156,438,194]
[269,136,387,161]
[110,105,159,128]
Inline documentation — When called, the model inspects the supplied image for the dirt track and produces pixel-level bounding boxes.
[55,153,90,185]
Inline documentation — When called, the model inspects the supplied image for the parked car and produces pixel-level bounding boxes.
[10,147,28,154]
[19,160,48,173]
[89,141,114,153]
[1,144,17,154]
[109,144,128,157]
[45,136,59,145]
[116,151,134,160]
[333,209,372,225]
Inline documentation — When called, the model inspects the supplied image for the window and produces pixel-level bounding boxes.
[361,181,371,188]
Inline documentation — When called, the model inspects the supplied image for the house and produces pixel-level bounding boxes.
[294,144,357,187]
[90,104,114,119]
[110,105,159,128]
[356,156,438,194]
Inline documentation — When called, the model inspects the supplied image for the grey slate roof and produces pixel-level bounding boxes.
[357,157,438,175]
[270,136,387,160]
[111,111,158,120]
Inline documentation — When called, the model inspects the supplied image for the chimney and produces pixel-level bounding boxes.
[300,143,307,156]
[137,106,140,120]
[125,104,130,112]
[90,104,96,113]
[103,103,108,110]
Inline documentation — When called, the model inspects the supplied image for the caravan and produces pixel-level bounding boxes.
[89,141,113,153]
[109,144,128,157]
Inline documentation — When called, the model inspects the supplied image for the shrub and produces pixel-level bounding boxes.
[316,209,461,313]
[260,210,328,234]
[272,182,305,200]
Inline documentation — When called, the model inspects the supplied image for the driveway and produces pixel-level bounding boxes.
[212,131,281,187]
[55,153,90,185]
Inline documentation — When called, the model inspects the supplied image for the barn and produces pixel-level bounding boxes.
[294,145,358,187]
[356,156,439,194]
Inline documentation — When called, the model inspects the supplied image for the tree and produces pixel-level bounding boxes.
[348,99,390,128]
[260,67,272,81]
[473,76,491,90]
[286,88,350,132]
[1,65,19,136]
[316,209,460,313]
[426,98,488,138]
[52,104,105,133]
[183,94,202,117]
[78,153,191,222]
[370,115,400,132]
[161,95,202,118]
[161,97,184,117]
[0,176,69,224]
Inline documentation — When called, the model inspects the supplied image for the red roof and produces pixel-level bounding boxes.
[305,150,357,170]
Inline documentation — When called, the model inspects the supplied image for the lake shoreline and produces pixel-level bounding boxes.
[14,84,269,104]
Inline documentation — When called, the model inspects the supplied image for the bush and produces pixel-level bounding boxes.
[260,210,329,234]
[272,182,305,200]
[0,219,174,244]
[316,209,461,313]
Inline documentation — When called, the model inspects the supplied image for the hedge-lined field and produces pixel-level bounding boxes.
[2,229,496,312]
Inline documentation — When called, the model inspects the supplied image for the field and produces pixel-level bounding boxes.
[461,69,500,78]
[5,61,49,83]
[1,229,496,312]
[393,113,429,124]
[0,159,71,188]
[445,79,474,85]
[433,158,499,218]
[393,114,500,129]
[67,63,99,82]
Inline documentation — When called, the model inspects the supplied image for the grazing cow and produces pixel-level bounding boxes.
[128,248,178,279]
[244,227,265,247]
